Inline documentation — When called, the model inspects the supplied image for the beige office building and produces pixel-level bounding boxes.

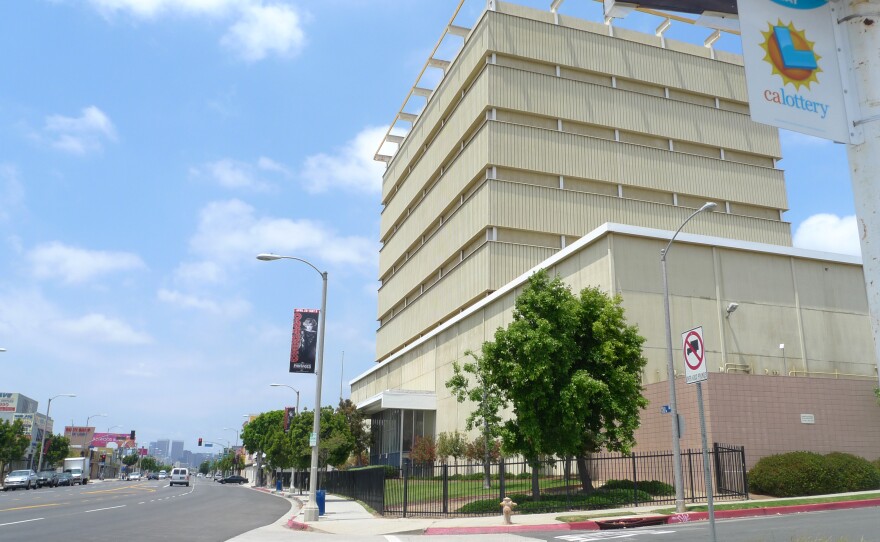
[352,1,880,468]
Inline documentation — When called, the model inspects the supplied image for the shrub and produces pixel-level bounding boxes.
[823,452,880,492]
[410,436,437,465]
[749,451,880,497]
[601,479,674,496]
[382,465,399,479]
[749,451,828,497]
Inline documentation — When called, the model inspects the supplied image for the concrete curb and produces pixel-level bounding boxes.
[423,498,880,535]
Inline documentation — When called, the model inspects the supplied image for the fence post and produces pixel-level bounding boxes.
[499,457,506,501]
[687,450,696,503]
[712,443,722,493]
[442,464,449,514]
[631,453,639,505]
[402,462,409,518]
[740,446,749,498]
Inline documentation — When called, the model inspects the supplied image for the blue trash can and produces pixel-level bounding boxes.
[316,489,326,516]
[275,479,282,492]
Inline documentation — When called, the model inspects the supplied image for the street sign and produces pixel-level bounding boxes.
[309,432,317,447]
[661,405,672,414]
[683,326,708,384]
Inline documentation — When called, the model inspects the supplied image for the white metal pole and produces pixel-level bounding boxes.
[697,382,716,542]
[303,271,328,522]
[36,397,53,473]
[840,0,880,388]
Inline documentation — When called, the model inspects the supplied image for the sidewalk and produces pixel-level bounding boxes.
[254,486,880,537]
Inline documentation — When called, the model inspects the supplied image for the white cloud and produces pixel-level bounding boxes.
[189,199,377,267]
[174,260,226,284]
[793,213,861,256]
[220,3,305,61]
[158,288,250,317]
[28,242,145,284]
[44,106,117,155]
[54,313,152,344]
[87,0,243,18]
[300,126,387,194]
[0,164,25,222]
[257,156,289,175]
[191,156,290,191]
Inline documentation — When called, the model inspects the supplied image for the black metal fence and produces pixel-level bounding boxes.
[314,444,747,518]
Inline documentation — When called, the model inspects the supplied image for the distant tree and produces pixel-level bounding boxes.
[287,407,354,470]
[452,270,649,495]
[241,410,283,461]
[122,454,139,468]
[0,419,29,475]
[199,460,211,476]
[337,399,370,466]
[43,435,71,468]
[464,435,501,464]
[410,436,437,465]
[437,431,467,471]
[140,456,158,473]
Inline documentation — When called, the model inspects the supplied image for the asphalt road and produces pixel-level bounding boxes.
[0,477,291,542]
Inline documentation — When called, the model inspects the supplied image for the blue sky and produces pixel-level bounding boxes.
[0,0,857,453]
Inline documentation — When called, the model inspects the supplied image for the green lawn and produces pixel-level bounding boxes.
[383,477,571,507]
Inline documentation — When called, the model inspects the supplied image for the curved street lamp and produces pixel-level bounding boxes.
[269,383,301,415]
[37,393,76,472]
[257,253,327,522]
[661,201,716,513]
[86,413,108,428]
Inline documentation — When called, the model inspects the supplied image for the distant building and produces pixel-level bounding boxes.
[155,439,170,459]
[171,440,184,462]
[0,393,53,465]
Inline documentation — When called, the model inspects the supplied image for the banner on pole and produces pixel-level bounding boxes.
[289,309,319,373]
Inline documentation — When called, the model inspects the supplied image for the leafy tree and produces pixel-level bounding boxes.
[337,399,370,466]
[140,456,158,473]
[43,435,71,468]
[410,436,436,465]
[0,419,30,475]
[464,435,501,463]
[451,270,648,494]
[286,407,354,470]
[122,454,139,467]
[199,460,211,475]
[437,431,467,472]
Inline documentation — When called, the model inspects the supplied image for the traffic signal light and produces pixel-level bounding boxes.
[130,430,136,440]
[101,454,106,461]
[198,438,203,446]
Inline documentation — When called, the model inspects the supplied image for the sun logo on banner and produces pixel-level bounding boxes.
[760,20,821,90]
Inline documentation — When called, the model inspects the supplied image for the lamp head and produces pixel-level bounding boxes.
[257,253,281,261]
[700,202,718,212]
[725,302,739,316]
[269,383,283,387]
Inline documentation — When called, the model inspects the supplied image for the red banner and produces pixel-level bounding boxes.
[289,309,318,373]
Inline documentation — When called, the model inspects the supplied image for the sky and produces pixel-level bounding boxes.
[0,0,859,454]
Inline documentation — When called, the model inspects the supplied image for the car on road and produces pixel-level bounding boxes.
[56,472,73,486]
[158,470,167,479]
[37,470,59,488]
[218,475,248,485]
[170,468,190,487]
[213,473,224,482]
[129,472,142,481]
[147,473,159,480]
[3,469,38,491]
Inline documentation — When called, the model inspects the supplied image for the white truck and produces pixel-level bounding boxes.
[63,457,90,485]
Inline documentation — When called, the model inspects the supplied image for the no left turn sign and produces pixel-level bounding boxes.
[682,326,707,384]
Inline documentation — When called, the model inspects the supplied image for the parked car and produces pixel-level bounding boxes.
[129,472,142,481]
[218,475,248,485]
[158,470,167,480]
[56,472,73,486]
[147,473,159,480]
[3,470,38,491]
[37,471,59,488]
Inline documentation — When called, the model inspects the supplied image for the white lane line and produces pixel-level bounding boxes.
[385,536,403,542]
[1,518,44,527]
[85,505,126,513]
[138,502,145,504]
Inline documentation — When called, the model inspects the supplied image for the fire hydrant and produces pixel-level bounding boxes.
[500,496,517,524]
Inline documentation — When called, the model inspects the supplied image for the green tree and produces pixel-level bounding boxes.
[43,435,71,468]
[437,431,467,472]
[140,456,158,473]
[0,419,30,476]
[199,460,211,476]
[337,399,370,466]
[286,407,354,470]
[122,454,139,467]
[451,270,648,494]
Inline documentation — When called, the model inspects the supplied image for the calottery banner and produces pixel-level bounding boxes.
[739,0,849,142]
[289,309,319,373]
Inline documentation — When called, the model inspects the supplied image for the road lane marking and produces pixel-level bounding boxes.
[85,505,126,513]
[0,518,44,527]
[0,503,61,512]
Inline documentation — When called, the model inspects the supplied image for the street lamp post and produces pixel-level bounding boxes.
[37,394,76,472]
[661,202,716,514]
[86,413,107,428]
[258,252,328,522]
[269,384,301,415]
